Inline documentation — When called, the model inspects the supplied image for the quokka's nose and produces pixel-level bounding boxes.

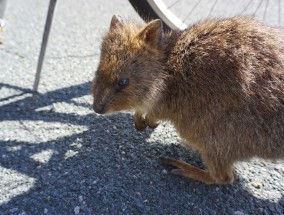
[93,103,106,114]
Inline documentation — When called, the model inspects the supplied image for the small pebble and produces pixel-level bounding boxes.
[234,211,244,215]
[251,182,264,189]
[74,206,80,214]
[162,169,168,174]
[10,208,18,213]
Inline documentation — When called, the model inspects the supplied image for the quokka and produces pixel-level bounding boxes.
[92,15,284,184]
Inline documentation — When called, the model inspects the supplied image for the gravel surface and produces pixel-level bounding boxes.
[0,0,284,214]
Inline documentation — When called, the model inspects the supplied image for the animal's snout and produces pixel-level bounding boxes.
[93,103,106,114]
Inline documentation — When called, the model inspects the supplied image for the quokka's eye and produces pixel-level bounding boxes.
[116,78,129,90]
[118,78,129,86]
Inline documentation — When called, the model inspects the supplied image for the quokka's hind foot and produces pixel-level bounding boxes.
[161,157,234,185]
[161,157,216,184]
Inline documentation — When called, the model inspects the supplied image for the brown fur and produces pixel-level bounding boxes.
[92,15,284,184]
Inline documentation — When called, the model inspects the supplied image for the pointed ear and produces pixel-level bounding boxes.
[110,15,124,30]
[137,19,163,47]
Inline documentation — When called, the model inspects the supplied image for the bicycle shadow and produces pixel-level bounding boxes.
[0,82,283,214]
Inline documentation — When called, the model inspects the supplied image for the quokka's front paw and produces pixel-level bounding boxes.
[133,113,159,131]
[145,115,159,129]
[134,112,147,131]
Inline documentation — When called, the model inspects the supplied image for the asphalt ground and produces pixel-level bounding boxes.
[0,0,284,214]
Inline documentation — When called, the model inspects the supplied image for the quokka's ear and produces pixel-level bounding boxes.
[110,15,124,30]
[137,19,163,48]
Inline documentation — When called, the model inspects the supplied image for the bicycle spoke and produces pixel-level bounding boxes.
[182,0,202,24]
[167,0,181,9]
[207,0,218,19]
[263,0,269,21]
[253,0,264,17]
[279,0,281,25]
[240,0,253,15]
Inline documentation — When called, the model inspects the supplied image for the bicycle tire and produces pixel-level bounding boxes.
[128,0,172,31]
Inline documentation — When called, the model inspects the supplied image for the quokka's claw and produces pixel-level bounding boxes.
[134,121,147,131]
[170,169,184,176]
[147,122,159,129]
[160,157,177,166]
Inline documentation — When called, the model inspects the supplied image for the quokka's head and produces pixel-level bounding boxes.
[92,15,166,114]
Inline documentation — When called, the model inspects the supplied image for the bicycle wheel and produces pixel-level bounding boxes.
[129,0,283,30]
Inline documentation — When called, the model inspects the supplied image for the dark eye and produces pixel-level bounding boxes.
[118,78,129,86]
[116,78,129,90]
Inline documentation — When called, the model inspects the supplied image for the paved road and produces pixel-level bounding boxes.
[0,0,284,214]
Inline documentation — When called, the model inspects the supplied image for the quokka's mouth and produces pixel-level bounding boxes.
[93,103,107,114]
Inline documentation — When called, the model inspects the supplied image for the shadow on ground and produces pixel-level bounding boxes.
[0,82,283,214]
